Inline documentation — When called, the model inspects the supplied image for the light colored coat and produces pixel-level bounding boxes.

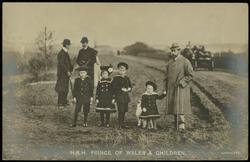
[165,55,194,115]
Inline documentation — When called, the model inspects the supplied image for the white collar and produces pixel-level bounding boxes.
[62,47,68,52]
[82,46,88,50]
[143,91,158,95]
[174,54,181,61]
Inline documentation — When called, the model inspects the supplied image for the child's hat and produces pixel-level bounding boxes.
[76,66,88,72]
[117,62,128,69]
[100,64,113,75]
[146,81,157,91]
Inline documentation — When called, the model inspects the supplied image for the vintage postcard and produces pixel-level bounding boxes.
[2,2,248,160]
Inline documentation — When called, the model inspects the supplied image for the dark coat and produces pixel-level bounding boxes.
[140,92,166,119]
[55,49,73,93]
[111,75,132,104]
[73,77,93,103]
[95,78,116,113]
[76,47,97,78]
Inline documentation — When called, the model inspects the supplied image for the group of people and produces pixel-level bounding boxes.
[55,37,194,131]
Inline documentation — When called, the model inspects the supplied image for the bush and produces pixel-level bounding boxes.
[28,55,47,82]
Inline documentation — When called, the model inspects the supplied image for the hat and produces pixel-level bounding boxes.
[100,65,113,75]
[117,62,128,69]
[170,43,181,50]
[145,81,157,91]
[80,37,89,43]
[62,39,71,46]
[76,66,88,72]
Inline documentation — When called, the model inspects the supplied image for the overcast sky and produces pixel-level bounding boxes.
[3,3,248,47]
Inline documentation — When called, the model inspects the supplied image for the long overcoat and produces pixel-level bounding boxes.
[55,49,73,93]
[165,55,194,115]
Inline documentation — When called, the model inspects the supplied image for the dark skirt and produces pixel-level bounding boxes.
[140,106,160,119]
[96,101,116,113]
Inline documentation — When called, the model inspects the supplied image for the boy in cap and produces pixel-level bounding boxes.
[111,62,132,129]
[55,39,73,108]
[140,81,166,130]
[95,65,116,127]
[71,66,94,127]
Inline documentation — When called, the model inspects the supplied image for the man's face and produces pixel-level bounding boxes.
[79,71,87,78]
[82,42,88,48]
[118,66,127,75]
[146,85,154,94]
[65,44,71,50]
[170,48,181,58]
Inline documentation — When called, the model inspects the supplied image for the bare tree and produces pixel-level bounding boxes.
[35,26,55,72]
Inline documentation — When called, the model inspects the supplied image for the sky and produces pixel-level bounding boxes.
[3,3,248,48]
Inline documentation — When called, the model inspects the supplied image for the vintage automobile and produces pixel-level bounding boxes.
[181,45,214,71]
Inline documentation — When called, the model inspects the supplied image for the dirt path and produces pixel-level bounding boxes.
[3,55,247,160]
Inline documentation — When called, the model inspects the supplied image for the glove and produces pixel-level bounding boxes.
[142,108,147,112]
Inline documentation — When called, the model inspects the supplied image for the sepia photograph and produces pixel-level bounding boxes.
[2,2,248,160]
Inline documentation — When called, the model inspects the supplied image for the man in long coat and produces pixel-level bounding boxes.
[55,39,73,107]
[76,37,101,83]
[164,43,194,130]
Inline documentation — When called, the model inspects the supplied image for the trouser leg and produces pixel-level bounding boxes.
[83,103,90,124]
[58,92,64,105]
[174,114,185,130]
[73,103,81,125]
[100,112,104,125]
[106,112,110,125]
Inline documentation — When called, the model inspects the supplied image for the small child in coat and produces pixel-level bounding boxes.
[111,62,132,129]
[140,81,166,130]
[95,65,116,127]
[71,66,94,127]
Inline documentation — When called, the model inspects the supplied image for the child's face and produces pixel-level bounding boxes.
[146,85,154,93]
[101,71,109,79]
[79,71,87,78]
[118,66,127,75]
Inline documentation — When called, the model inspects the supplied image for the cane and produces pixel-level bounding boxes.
[176,87,179,131]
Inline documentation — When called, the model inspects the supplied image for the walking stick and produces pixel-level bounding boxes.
[176,87,179,131]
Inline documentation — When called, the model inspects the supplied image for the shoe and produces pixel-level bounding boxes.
[83,123,88,127]
[106,124,110,128]
[70,124,76,127]
[121,125,129,129]
[98,123,105,127]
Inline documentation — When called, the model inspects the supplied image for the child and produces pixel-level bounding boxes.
[111,62,132,129]
[71,66,94,127]
[95,65,116,127]
[140,81,166,130]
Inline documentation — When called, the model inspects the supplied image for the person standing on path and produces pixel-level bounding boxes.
[55,39,73,108]
[164,43,194,131]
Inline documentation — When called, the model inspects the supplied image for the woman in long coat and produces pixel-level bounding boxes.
[165,43,194,130]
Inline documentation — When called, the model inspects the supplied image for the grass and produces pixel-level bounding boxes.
[3,54,248,160]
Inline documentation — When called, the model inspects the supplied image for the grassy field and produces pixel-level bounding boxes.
[3,54,248,160]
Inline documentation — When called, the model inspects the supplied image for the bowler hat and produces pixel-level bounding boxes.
[117,62,128,69]
[170,43,181,50]
[145,81,157,91]
[80,37,89,43]
[76,66,88,72]
[62,39,71,46]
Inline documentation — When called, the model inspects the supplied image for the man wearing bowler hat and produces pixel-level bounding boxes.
[55,39,73,108]
[76,36,101,82]
[164,43,194,131]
